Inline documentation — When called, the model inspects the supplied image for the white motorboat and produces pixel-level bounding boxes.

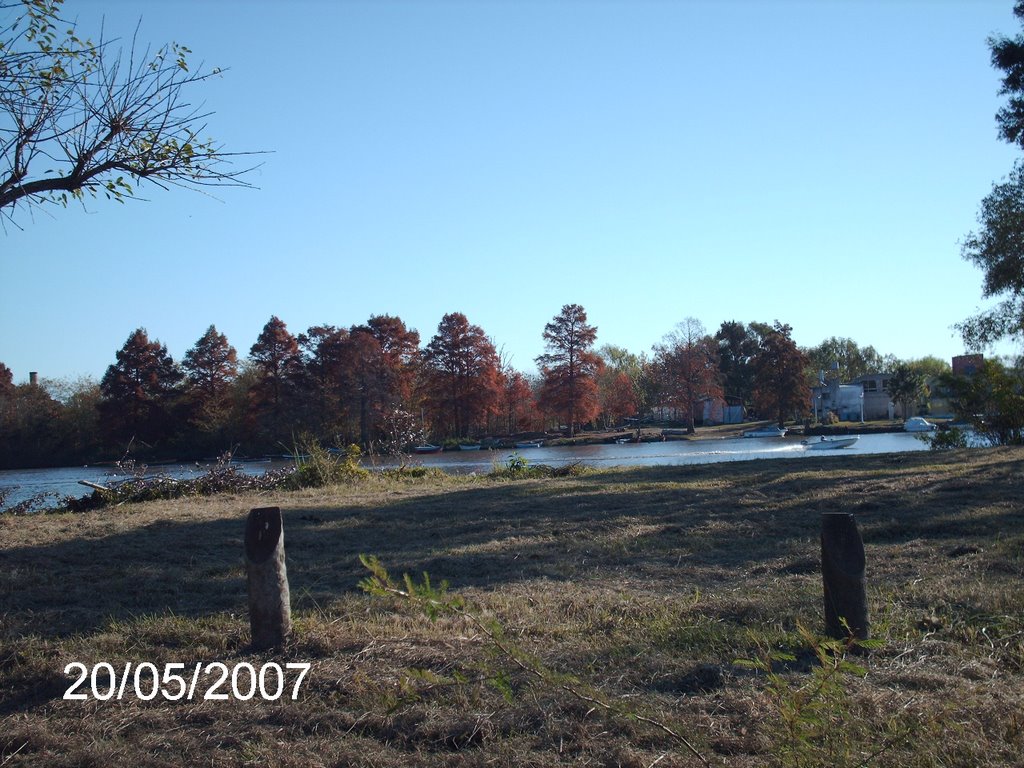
[802,436,859,450]
[904,417,937,432]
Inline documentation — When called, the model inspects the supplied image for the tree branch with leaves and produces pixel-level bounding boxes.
[0,0,259,226]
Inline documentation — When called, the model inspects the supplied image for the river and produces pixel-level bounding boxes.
[0,432,932,511]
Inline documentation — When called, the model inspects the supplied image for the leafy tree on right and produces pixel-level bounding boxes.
[940,358,1024,445]
[958,1,1024,350]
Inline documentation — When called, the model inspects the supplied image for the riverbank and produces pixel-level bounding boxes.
[2,447,1022,766]
[526,418,924,447]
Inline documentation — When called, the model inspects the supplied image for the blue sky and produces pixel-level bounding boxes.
[2,0,1023,385]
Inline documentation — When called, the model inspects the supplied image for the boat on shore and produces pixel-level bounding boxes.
[802,436,859,450]
[743,425,787,438]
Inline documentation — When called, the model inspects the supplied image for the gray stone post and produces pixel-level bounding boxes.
[245,506,292,649]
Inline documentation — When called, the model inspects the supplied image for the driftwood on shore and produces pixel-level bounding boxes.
[77,480,111,492]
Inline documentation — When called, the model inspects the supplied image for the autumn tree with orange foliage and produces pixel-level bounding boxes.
[498,367,537,435]
[536,304,602,436]
[298,324,350,437]
[421,312,501,438]
[182,325,238,448]
[652,318,722,434]
[98,328,183,449]
[341,316,421,447]
[362,315,421,407]
[248,316,304,444]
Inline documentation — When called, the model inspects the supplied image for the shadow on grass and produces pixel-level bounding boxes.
[3,448,1022,642]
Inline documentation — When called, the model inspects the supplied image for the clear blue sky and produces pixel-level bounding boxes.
[2,0,1023,385]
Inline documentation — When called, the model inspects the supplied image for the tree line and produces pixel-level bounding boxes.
[0,305,961,469]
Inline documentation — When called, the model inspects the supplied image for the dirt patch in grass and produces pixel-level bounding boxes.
[2,448,1023,766]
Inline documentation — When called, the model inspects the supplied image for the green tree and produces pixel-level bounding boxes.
[957,162,1024,348]
[905,355,952,379]
[989,1,1024,148]
[536,304,602,437]
[806,337,886,382]
[886,363,929,420]
[0,362,13,440]
[957,4,1024,348]
[48,375,101,462]
[1,0,255,224]
[0,373,64,468]
[714,320,759,407]
[752,322,810,427]
[597,344,646,427]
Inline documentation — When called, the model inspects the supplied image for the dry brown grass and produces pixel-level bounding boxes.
[1,448,1023,766]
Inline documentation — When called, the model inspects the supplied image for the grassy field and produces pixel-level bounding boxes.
[1,447,1023,767]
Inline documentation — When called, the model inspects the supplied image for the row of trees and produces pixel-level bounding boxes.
[0,305,962,468]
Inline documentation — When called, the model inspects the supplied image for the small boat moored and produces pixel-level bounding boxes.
[802,436,860,450]
[414,444,443,454]
[514,440,543,449]
[743,425,788,438]
[458,443,482,451]
[904,417,938,432]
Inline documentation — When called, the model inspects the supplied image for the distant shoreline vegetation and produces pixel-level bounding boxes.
[0,310,1011,473]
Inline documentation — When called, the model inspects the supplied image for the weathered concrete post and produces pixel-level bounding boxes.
[245,506,292,649]
[821,512,869,640]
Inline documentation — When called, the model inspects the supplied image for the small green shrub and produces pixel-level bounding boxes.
[927,426,969,451]
[488,453,591,480]
[736,624,896,768]
[286,439,368,489]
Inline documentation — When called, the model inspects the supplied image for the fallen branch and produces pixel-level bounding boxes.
[78,480,111,492]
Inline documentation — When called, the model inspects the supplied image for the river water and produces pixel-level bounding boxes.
[0,432,932,510]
